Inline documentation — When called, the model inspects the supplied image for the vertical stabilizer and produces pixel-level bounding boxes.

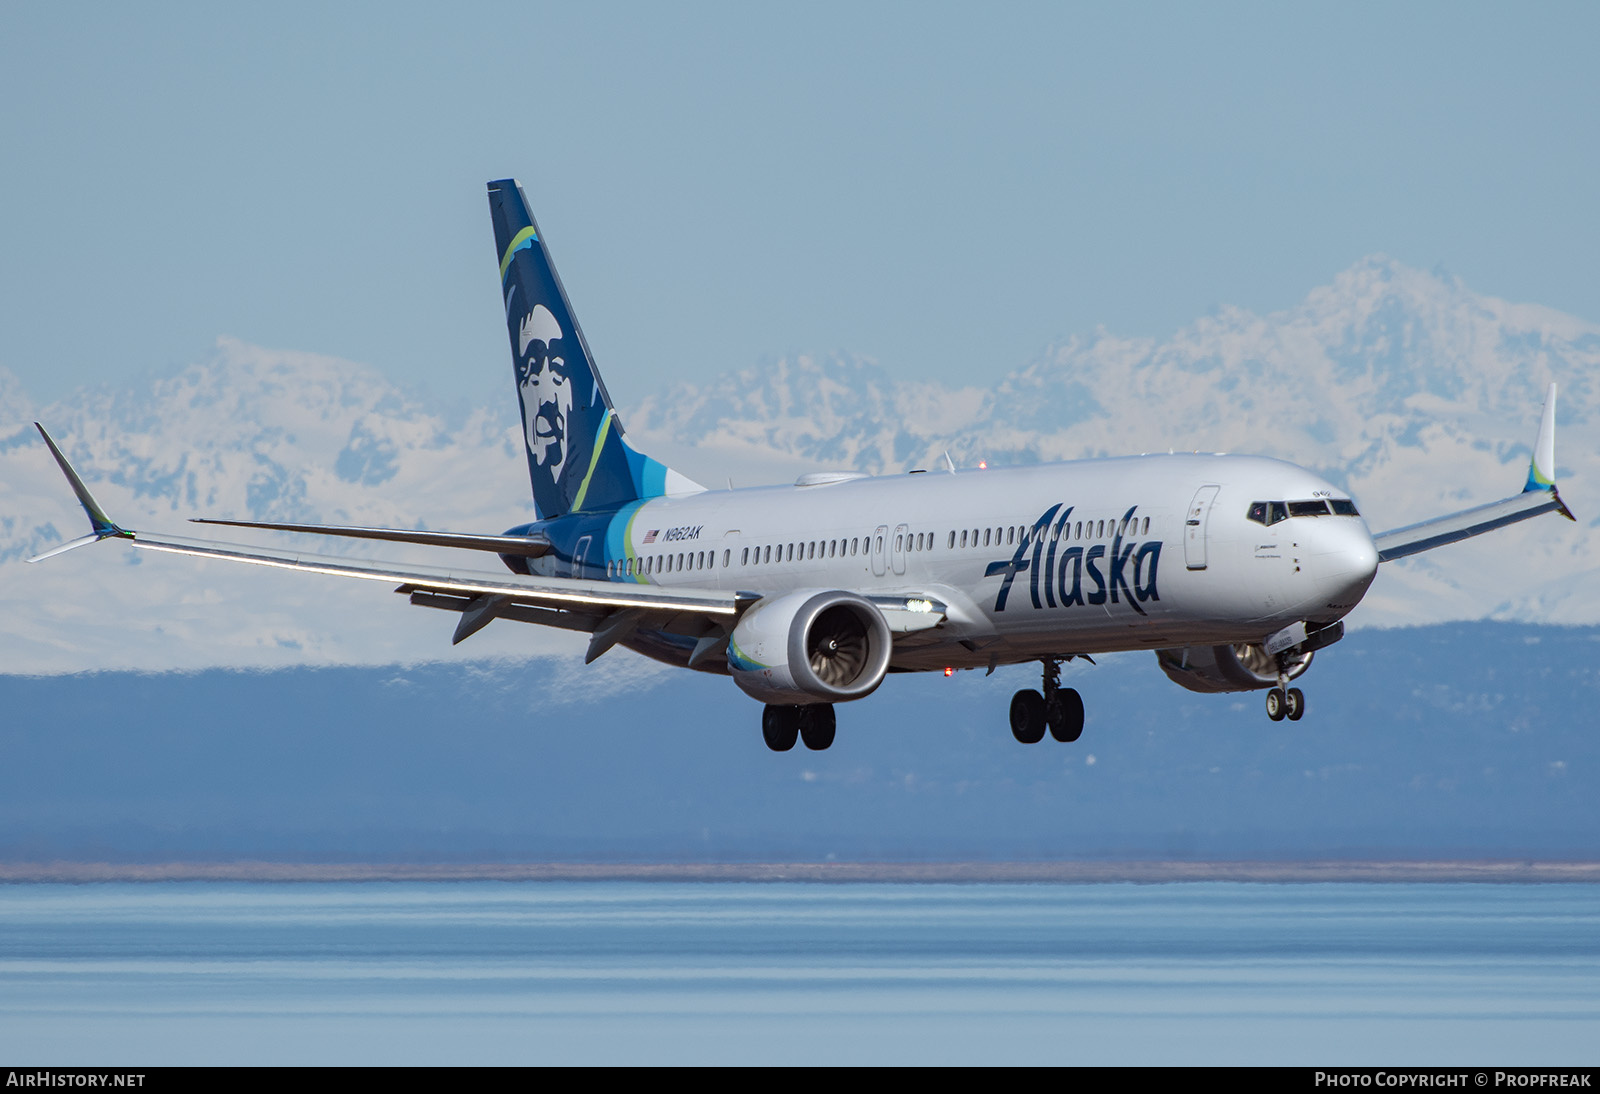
[487,179,703,518]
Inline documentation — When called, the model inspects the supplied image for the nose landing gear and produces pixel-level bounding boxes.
[1265,674,1306,722]
[1010,659,1086,744]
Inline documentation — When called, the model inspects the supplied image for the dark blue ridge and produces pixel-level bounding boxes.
[0,621,1595,862]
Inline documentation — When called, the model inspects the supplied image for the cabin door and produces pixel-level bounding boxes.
[1184,486,1220,570]
[891,523,909,575]
[870,524,889,577]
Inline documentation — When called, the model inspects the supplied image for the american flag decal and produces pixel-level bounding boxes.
[643,529,659,544]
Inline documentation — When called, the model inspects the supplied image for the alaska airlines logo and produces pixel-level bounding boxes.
[985,505,1161,615]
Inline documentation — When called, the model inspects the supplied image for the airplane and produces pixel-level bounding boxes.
[31,179,1576,752]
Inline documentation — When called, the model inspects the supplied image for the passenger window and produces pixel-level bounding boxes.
[741,547,748,565]
[1142,517,1149,535]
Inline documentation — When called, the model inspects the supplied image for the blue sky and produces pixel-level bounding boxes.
[3,2,1597,408]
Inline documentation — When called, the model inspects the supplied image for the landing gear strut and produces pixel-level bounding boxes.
[762,704,836,751]
[1010,659,1085,744]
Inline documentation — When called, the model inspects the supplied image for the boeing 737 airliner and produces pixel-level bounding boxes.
[32,180,1576,751]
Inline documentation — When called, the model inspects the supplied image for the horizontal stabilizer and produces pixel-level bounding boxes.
[191,518,551,558]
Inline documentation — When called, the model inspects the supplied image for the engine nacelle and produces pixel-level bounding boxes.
[728,590,893,705]
[1155,642,1314,694]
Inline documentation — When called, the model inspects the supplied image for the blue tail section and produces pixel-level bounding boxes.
[487,179,702,518]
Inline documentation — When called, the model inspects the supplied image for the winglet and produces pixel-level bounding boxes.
[28,424,133,562]
[1522,384,1575,520]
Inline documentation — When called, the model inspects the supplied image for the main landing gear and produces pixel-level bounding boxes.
[762,704,837,751]
[1010,659,1085,744]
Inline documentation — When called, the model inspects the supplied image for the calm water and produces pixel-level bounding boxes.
[0,881,1595,1065]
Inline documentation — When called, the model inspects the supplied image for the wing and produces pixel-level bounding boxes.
[1372,383,1576,563]
[28,424,747,662]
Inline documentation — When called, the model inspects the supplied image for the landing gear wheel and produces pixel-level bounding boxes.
[1265,688,1287,722]
[1010,689,1047,744]
[799,705,837,751]
[1048,687,1085,743]
[762,705,800,751]
[1285,688,1305,722]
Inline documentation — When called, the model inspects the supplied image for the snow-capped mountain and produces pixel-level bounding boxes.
[2,257,1594,674]
[628,257,1598,627]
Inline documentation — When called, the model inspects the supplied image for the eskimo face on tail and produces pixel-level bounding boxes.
[516,304,574,483]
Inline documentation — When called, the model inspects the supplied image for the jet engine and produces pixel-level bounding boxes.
[1154,642,1314,694]
[727,590,893,705]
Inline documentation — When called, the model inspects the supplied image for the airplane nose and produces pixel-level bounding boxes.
[1308,523,1379,617]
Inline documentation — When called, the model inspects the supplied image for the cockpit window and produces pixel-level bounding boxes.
[1251,498,1360,524]
[1247,501,1291,526]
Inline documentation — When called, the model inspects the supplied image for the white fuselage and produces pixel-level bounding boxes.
[535,453,1380,672]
